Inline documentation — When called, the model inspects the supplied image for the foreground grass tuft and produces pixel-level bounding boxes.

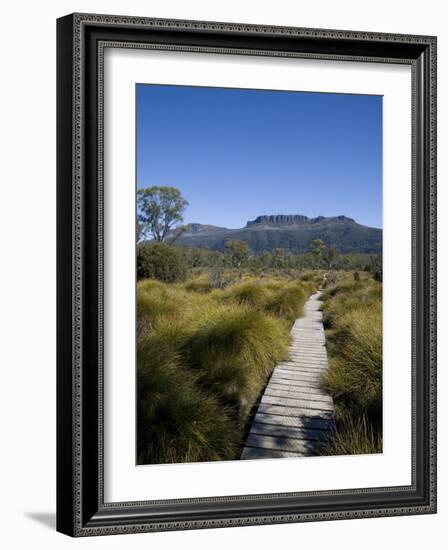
[185,304,289,422]
[324,305,382,417]
[321,272,382,455]
[321,415,382,456]
[137,324,238,464]
[220,281,268,308]
[265,283,308,321]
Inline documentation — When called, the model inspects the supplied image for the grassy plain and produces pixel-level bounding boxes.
[137,270,321,464]
[137,264,382,463]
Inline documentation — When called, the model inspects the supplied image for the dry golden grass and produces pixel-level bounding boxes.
[321,272,382,454]
[136,273,318,464]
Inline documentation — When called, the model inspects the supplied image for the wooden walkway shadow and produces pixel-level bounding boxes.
[241,289,335,459]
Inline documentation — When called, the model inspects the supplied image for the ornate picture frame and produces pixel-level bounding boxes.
[57,13,437,536]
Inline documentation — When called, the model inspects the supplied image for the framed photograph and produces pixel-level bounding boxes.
[57,13,437,536]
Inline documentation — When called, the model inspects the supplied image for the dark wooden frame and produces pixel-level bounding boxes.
[57,13,437,537]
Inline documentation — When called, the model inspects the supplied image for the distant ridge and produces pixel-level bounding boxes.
[246,214,355,227]
[172,214,382,254]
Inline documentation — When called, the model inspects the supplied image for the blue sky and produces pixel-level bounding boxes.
[136,84,382,229]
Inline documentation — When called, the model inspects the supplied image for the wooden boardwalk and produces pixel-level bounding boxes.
[241,289,335,459]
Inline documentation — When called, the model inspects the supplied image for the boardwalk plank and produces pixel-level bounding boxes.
[268,382,327,395]
[261,394,334,411]
[245,433,324,454]
[273,370,322,382]
[241,289,335,460]
[264,387,333,403]
[249,422,333,442]
[253,412,335,431]
[270,376,323,390]
[240,447,300,460]
[278,364,327,376]
[257,402,334,418]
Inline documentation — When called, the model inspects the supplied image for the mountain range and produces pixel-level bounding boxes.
[173,214,382,254]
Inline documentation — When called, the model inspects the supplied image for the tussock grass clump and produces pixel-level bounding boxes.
[265,283,308,321]
[321,272,383,456]
[183,275,214,294]
[137,279,210,333]
[321,280,363,301]
[185,305,289,422]
[137,323,237,464]
[300,271,323,285]
[321,415,382,455]
[323,293,363,329]
[324,305,382,418]
[137,286,183,326]
[220,281,268,308]
[300,280,319,295]
[321,278,381,329]
[217,278,317,323]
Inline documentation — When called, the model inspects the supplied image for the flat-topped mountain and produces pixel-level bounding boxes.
[246,214,355,227]
[174,214,382,254]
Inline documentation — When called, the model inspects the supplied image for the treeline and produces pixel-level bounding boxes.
[137,241,383,285]
[177,245,382,276]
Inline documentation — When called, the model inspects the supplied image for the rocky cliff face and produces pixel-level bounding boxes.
[246,214,309,227]
[246,214,355,227]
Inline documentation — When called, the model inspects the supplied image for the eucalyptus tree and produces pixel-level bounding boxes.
[137,185,188,243]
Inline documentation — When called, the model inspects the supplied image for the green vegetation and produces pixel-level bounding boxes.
[136,242,382,462]
[135,182,383,462]
[225,239,250,268]
[137,242,187,282]
[184,304,289,420]
[264,284,308,321]
[137,325,238,464]
[177,244,381,274]
[173,218,382,254]
[135,190,383,463]
[137,271,318,464]
[320,271,382,455]
[137,185,188,243]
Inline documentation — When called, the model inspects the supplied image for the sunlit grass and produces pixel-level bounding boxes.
[136,273,316,464]
[137,322,238,464]
[185,304,290,422]
[320,415,382,456]
[320,271,382,455]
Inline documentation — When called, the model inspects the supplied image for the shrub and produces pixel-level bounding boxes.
[208,268,227,289]
[324,271,337,286]
[137,242,187,282]
[299,271,316,282]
